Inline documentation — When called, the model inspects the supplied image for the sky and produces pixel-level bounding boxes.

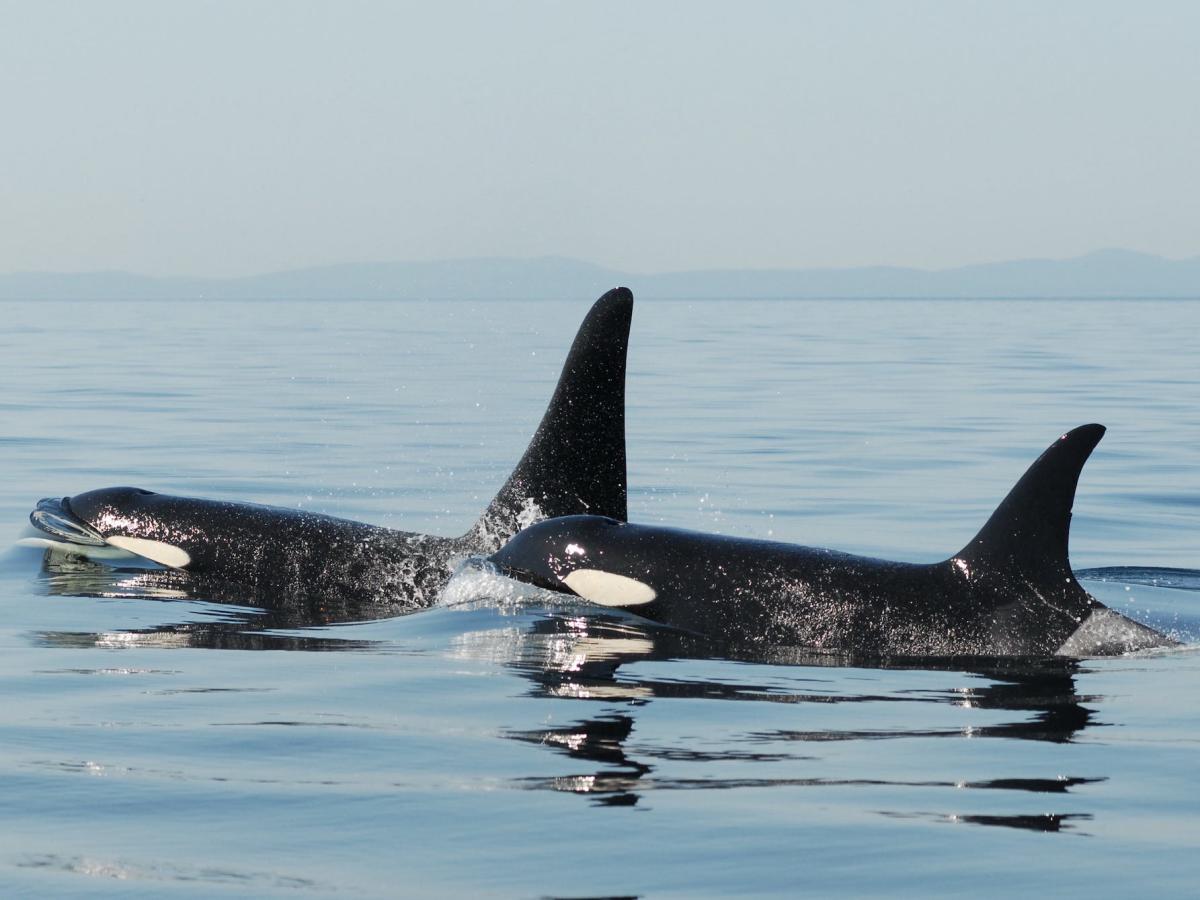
[2,1,1198,277]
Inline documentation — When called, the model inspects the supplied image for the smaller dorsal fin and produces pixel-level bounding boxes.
[954,424,1105,580]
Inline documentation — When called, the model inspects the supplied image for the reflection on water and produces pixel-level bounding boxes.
[33,548,387,650]
[34,623,374,653]
[880,810,1093,833]
[38,551,193,600]
[24,545,1147,832]
[468,612,1104,829]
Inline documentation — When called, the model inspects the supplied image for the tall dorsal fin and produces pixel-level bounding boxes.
[469,287,632,551]
[954,424,1105,580]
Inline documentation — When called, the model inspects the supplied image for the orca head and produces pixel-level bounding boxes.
[489,515,658,608]
[31,487,194,568]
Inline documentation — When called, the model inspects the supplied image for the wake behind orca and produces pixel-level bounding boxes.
[23,288,633,615]
[490,424,1176,658]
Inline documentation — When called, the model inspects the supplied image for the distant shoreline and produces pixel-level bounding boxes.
[3,249,1199,301]
[6,295,1200,304]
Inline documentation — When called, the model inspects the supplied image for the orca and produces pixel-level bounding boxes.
[489,424,1176,658]
[23,287,633,613]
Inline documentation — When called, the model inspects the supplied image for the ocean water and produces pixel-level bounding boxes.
[1,297,1198,897]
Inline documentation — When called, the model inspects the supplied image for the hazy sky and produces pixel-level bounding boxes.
[3,1,1197,277]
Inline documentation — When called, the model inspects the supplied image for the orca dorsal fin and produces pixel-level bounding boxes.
[469,287,632,551]
[953,424,1105,580]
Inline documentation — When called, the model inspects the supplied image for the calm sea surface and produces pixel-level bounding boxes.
[1,297,1198,897]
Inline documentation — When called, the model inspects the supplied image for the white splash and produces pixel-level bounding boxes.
[515,497,546,531]
[437,556,567,609]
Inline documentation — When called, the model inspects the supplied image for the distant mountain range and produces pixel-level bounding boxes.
[2,249,1198,300]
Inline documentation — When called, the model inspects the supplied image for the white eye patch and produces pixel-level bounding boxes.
[562,568,656,607]
[105,536,192,569]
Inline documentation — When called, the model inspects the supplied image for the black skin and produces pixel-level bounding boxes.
[31,287,633,617]
[490,425,1175,658]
